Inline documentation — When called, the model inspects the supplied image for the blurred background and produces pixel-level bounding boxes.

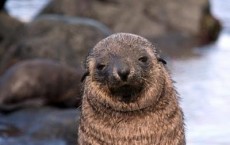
[0,0,229,145]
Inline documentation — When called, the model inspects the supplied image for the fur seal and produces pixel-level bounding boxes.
[78,33,185,145]
[0,59,82,112]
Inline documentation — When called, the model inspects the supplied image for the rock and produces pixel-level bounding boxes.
[0,0,7,11]
[0,107,79,145]
[0,12,24,63]
[0,9,24,42]
[39,0,217,58]
[40,0,208,37]
[36,15,111,35]
[41,0,93,17]
[0,14,111,75]
[0,59,82,112]
[0,122,22,137]
[0,138,66,145]
[199,1,222,45]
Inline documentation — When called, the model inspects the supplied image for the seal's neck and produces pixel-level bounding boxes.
[84,78,178,121]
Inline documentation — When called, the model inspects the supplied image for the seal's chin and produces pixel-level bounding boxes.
[109,84,143,103]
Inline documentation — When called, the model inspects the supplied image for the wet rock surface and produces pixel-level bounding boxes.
[39,0,222,60]
[199,1,221,45]
[0,12,24,62]
[0,0,7,11]
[0,14,110,74]
[0,107,79,145]
[41,0,208,38]
[0,10,23,43]
[0,10,110,145]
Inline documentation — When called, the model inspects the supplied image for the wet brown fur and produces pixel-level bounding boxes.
[78,33,185,145]
[0,59,81,112]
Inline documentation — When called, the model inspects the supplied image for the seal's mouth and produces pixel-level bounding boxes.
[109,84,143,103]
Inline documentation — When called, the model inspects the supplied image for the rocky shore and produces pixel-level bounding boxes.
[0,0,221,144]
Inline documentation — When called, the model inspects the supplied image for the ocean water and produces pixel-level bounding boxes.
[211,0,230,29]
[172,40,230,145]
[172,1,230,143]
[5,0,230,144]
[5,0,50,22]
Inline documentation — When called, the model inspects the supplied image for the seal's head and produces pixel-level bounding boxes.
[82,33,167,111]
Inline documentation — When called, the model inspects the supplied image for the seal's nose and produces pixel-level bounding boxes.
[117,68,130,81]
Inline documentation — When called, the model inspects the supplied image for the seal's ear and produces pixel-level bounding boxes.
[158,58,167,65]
[152,46,167,65]
[81,71,89,82]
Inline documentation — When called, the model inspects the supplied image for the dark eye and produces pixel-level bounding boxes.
[138,56,148,63]
[96,64,106,71]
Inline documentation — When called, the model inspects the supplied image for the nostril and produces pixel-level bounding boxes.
[118,69,130,81]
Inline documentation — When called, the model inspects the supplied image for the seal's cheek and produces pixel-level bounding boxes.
[91,67,110,84]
